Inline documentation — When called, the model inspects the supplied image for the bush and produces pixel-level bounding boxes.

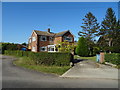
[1,43,23,54]
[75,37,90,57]
[105,53,120,65]
[4,50,72,66]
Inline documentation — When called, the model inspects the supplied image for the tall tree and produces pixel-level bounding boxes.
[78,12,100,55]
[99,8,117,47]
[78,12,100,41]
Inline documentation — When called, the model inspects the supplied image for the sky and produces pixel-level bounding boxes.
[2,2,119,44]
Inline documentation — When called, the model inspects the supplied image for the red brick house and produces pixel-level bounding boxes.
[28,28,74,52]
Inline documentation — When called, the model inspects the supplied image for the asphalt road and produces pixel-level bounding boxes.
[1,55,119,88]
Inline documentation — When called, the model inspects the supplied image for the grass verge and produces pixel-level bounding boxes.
[13,56,70,75]
[74,55,96,62]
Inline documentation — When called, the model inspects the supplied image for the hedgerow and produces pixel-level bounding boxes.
[4,50,72,66]
[105,53,120,65]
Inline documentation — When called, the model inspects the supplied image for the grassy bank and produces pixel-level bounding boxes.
[13,57,70,75]
[74,55,96,62]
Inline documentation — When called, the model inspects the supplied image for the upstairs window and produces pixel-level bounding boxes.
[49,37,53,41]
[32,37,36,41]
[41,36,47,41]
[64,36,72,42]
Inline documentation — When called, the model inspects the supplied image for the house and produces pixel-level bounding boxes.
[28,28,74,52]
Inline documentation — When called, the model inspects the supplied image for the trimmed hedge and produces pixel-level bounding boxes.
[105,53,120,65]
[4,50,73,66]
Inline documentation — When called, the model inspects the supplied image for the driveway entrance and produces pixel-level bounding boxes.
[61,59,118,79]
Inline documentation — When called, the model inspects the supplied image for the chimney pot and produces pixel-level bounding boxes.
[48,28,50,33]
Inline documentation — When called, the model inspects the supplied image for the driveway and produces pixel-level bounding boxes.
[1,55,119,88]
[61,59,118,79]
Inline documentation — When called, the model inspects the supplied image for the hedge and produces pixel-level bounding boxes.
[4,50,73,66]
[105,53,120,65]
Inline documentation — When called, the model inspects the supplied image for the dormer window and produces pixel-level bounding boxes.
[41,36,47,41]
[64,36,72,42]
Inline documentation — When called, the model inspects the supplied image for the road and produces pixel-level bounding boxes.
[1,55,119,88]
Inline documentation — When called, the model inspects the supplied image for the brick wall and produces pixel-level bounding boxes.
[54,37,62,44]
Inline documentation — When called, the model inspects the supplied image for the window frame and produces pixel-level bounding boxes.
[40,46,47,51]
[64,36,72,42]
[40,36,47,41]
[49,37,53,41]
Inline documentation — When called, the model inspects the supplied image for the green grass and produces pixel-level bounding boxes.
[74,55,96,62]
[13,57,70,75]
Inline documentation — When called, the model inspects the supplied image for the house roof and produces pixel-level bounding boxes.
[34,30,55,36]
[33,30,70,37]
[55,30,69,37]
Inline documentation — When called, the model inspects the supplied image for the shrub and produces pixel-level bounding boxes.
[75,37,90,57]
[4,50,72,66]
[105,53,120,65]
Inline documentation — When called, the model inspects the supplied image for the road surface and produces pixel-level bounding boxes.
[1,55,119,88]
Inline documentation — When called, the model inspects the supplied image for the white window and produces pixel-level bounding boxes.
[64,36,72,42]
[48,47,54,51]
[32,47,36,52]
[49,37,53,41]
[32,37,36,41]
[41,36,47,41]
[40,46,47,51]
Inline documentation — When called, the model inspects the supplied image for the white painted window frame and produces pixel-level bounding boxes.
[40,36,47,41]
[40,46,47,51]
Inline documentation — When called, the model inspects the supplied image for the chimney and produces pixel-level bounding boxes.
[48,28,50,33]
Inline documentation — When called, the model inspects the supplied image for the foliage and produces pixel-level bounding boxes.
[21,42,27,46]
[1,43,23,54]
[13,57,70,75]
[105,53,120,65]
[93,46,100,55]
[56,41,75,53]
[79,12,100,41]
[98,8,119,47]
[74,55,96,62]
[5,50,73,66]
[78,12,100,55]
[75,37,90,57]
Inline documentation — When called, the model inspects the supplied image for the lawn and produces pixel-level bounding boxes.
[13,57,70,75]
[74,55,96,62]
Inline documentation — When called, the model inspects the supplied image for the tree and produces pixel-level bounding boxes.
[78,12,100,55]
[22,42,27,46]
[56,41,75,53]
[78,12,100,41]
[99,8,117,47]
[75,37,90,57]
[112,19,120,46]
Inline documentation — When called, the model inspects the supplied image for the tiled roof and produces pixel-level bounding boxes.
[34,30,55,36]
[55,30,69,37]
[33,30,69,37]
